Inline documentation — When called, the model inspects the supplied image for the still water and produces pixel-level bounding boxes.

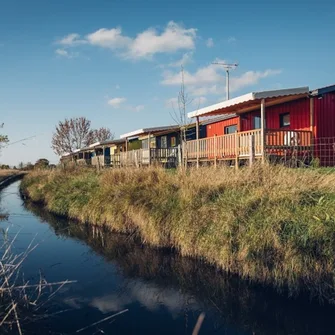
[1,181,334,334]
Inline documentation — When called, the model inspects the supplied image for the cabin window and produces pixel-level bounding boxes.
[171,136,177,147]
[254,116,261,129]
[142,139,149,149]
[224,125,237,134]
[161,136,168,149]
[280,113,290,128]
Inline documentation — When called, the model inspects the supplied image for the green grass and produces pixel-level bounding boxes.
[20,164,335,303]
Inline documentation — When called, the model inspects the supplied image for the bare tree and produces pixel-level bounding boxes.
[52,118,114,156]
[170,67,193,168]
[93,127,114,142]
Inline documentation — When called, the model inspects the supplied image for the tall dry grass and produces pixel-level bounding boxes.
[20,164,335,302]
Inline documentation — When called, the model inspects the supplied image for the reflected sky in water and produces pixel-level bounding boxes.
[1,181,334,335]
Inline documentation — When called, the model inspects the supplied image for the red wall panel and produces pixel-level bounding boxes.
[206,117,239,137]
[240,98,310,131]
[314,93,335,138]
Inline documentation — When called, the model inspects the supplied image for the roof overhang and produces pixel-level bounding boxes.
[310,84,335,97]
[120,125,179,139]
[188,87,309,118]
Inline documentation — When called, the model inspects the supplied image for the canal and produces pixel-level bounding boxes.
[1,181,334,334]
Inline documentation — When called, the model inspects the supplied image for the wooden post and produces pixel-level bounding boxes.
[249,134,255,167]
[235,131,239,169]
[102,145,105,167]
[125,137,128,167]
[97,150,101,171]
[196,116,200,169]
[214,134,217,168]
[148,133,151,166]
[310,97,314,158]
[261,98,266,164]
[177,144,182,168]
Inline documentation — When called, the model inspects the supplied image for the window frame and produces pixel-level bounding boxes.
[279,113,290,128]
[171,136,177,147]
[160,136,168,149]
[224,125,238,135]
[253,115,262,129]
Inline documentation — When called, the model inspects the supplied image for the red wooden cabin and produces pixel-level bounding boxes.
[185,85,335,166]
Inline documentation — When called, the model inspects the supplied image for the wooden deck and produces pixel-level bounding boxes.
[72,129,312,168]
[184,129,312,164]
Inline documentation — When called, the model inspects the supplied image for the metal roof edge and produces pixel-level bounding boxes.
[120,125,179,139]
[120,129,145,139]
[253,87,309,100]
[188,92,253,118]
[188,87,310,118]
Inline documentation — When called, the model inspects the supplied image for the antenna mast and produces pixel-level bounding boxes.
[212,62,238,100]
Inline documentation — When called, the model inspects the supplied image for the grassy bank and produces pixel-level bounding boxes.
[0,169,22,183]
[20,165,335,302]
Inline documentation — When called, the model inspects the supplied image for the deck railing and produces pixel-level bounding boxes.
[184,129,312,162]
[265,129,312,148]
[238,130,262,157]
[107,148,178,167]
[91,156,105,167]
[76,158,91,165]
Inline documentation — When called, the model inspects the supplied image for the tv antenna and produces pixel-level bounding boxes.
[212,62,238,100]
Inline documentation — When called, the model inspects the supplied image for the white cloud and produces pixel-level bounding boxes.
[115,85,120,89]
[168,52,193,67]
[161,62,282,99]
[57,33,86,46]
[228,36,237,43]
[128,21,196,59]
[55,49,69,57]
[107,97,126,108]
[107,97,144,112]
[86,28,131,49]
[206,38,214,48]
[55,48,78,58]
[161,63,224,86]
[229,69,282,92]
[56,21,197,60]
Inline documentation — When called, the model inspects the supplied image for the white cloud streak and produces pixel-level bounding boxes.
[107,97,126,108]
[56,21,197,60]
[168,52,193,67]
[161,63,282,98]
[228,36,237,43]
[206,38,214,48]
[57,33,87,46]
[55,48,78,58]
[107,97,144,112]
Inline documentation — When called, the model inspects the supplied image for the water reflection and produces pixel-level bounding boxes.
[23,200,335,335]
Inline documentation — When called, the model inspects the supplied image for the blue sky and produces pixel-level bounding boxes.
[1,0,334,166]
